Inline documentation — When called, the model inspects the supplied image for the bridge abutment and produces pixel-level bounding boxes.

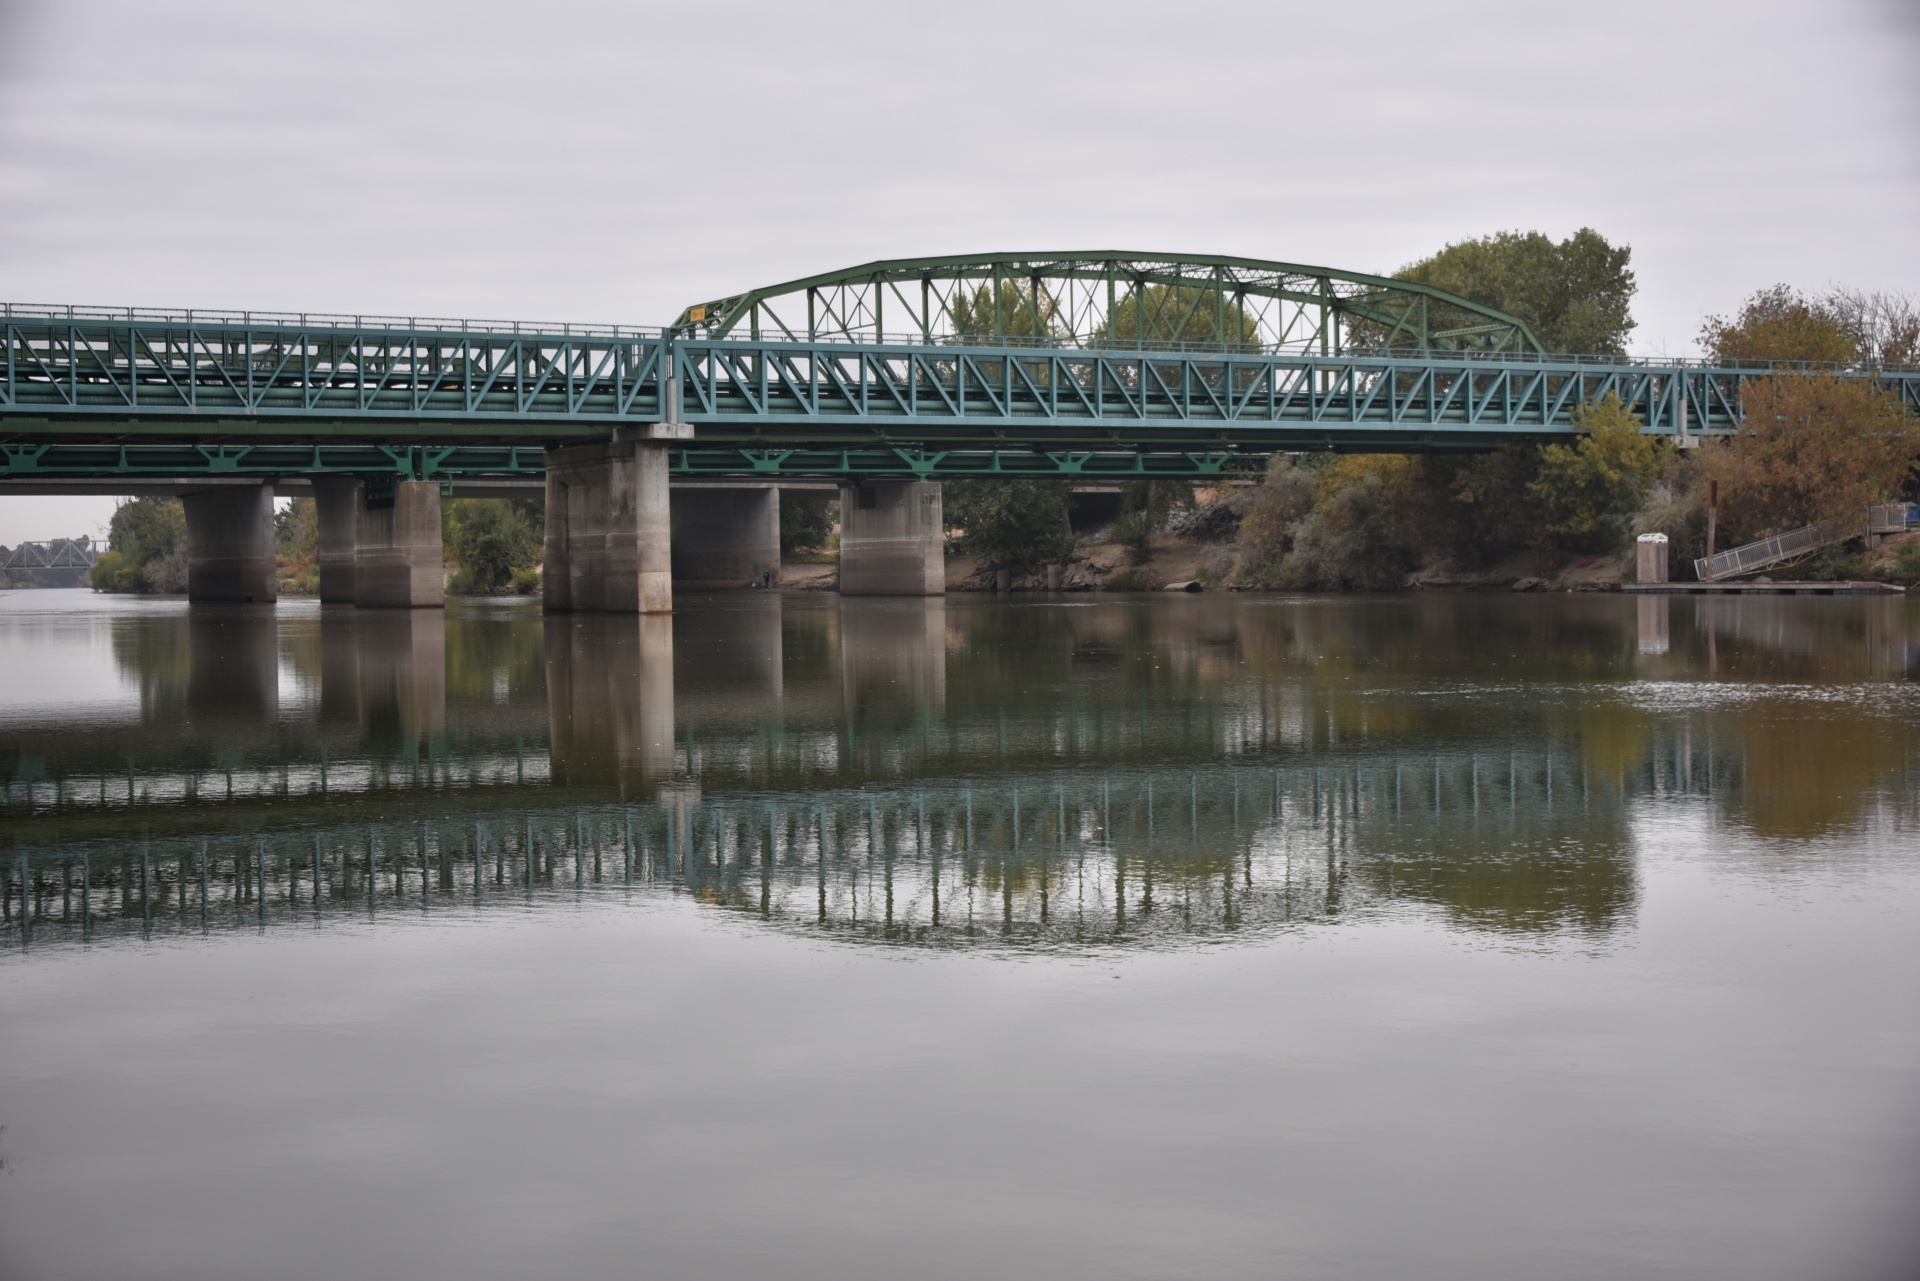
[543,440,673,614]
[312,477,361,604]
[354,479,444,608]
[671,486,780,588]
[838,481,944,596]
[182,485,278,604]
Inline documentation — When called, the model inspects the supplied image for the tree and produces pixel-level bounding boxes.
[276,498,319,594]
[1692,374,1918,544]
[943,479,1072,571]
[1700,285,1856,364]
[1396,228,1636,355]
[445,498,540,594]
[90,496,187,593]
[1825,287,1920,366]
[780,493,835,556]
[950,280,1059,343]
[1530,394,1674,548]
[1098,284,1260,349]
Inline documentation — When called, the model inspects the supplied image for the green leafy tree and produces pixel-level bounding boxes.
[1529,394,1674,547]
[276,498,319,594]
[1098,284,1260,349]
[1700,285,1859,364]
[950,280,1059,343]
[1273,454,1422,589]
[445,498,541,594]
[780,493,835,556]
[944,479,1073,571]
[1396,228,1636,355]
[1235,460,1316,574]
[90,496,187,593]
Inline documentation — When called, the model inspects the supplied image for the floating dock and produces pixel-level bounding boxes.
[1625,581,1906,596]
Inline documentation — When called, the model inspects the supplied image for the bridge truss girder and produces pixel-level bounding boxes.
[8,310,1919,481]
[671,251,1547,356]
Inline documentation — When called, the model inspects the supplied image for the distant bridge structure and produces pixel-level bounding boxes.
[1,537,102,570]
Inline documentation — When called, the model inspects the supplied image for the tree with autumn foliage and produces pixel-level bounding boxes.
[1693,375,1917,544]
[1692,286,1919,543]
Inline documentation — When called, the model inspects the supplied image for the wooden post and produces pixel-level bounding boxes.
[1704,480,1719,580]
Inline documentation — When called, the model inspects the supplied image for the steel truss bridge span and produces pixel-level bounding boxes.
[7,302,1919,482]
[671,251,1548,355]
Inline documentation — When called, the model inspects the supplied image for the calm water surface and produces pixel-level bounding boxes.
[3,588,1919,1280]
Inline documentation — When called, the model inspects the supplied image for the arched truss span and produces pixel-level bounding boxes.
[672,252,1545,356]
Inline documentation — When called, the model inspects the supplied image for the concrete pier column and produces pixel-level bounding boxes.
[544,439,672,613]
[312,476,361,604]
[838,480,944,596]
[671,486,780,588]
[182,485,278,603]
[355,479,444,608]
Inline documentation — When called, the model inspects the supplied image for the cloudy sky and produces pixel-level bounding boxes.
[2,0,1916,544]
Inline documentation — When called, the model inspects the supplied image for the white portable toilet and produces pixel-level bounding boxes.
[1635,532,1670,584]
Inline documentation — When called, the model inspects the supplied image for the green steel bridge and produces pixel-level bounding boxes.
[7,253,1916,483]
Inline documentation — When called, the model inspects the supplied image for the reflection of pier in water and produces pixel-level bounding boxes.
[8,742,1728,954]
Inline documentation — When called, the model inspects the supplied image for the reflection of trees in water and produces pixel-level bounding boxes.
[110,612,190,720]
[7,753,1649,954]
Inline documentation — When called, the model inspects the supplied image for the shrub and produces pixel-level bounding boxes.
[1167,501,1241,542]
[1112,509,1156,565]
[1275,456,1421,589]
[1235,463,1315,576]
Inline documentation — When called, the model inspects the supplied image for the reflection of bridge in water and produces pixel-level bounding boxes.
[7,593,1919,953]
[10,738,1749,954]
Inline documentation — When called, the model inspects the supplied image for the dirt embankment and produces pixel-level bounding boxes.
[784,539,1631,593]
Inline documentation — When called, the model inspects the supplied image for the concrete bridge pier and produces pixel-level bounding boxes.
[182,485,278,603]
[671,486,780,588]
[355,479,444,608]
[838,481,944,596]
[543,438,673,613]
[311,477,361,604]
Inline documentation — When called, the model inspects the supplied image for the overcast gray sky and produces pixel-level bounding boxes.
[2,0,1916,545]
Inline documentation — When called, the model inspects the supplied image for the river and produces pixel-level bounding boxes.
[3,588,1918,1279]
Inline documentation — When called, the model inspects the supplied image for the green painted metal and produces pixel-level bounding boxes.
[669,448,1270,479]
[671,251,1548,355]
[0,442,547,481]
[0,304,664,433]
[6,296,1919,482]
[0,442,1264,481]
[671,340,1755,443]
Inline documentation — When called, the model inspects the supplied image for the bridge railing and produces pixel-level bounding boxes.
[0,301,662,340]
